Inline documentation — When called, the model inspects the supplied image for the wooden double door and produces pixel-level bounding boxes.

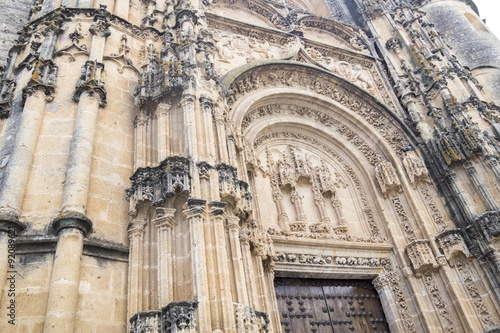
[275,278,390,333]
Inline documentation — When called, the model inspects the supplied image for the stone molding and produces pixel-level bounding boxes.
[51,211,93,236]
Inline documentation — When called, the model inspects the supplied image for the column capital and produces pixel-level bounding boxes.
[128,219,147,238]
[208,201,226,216]
[183,198,206,218]
[52,211,93,236]
[153,207,177,228]
[0,209,26,233]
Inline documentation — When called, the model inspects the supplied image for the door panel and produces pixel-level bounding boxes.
[275,278,390,333]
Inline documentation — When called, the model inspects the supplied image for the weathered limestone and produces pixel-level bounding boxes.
[44,226,85,332]
[1,0,500,332]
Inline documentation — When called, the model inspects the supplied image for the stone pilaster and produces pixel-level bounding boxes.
[225,216,249,305]
[156,103,171,162]
[465,161,499,211]
[153,207,176,308]
[128,219,147,317]
[183,199,211,332]
[208,201,236,332]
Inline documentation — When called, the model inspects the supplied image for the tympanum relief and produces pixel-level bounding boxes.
[252,144,383,241]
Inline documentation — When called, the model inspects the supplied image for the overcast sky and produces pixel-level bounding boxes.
[474,0,500,39]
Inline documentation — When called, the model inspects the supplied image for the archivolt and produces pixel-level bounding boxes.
[224,61,418,162]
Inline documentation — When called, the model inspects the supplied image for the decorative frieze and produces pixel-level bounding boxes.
[231,66,406,156]
[274,252,387,267]
[387,271,417,333]
[419,187,447,232]
[127,157,190,215]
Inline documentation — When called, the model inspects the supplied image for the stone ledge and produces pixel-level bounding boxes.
[15,235,129,261]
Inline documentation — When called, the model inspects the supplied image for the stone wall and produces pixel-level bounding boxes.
[0,0,35,67]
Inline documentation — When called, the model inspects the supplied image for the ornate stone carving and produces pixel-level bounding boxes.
[249,225,274,259]
[135,34,186,105]
[73,60,107,107]
[217,164,253,215]
[422,271,455,333]
[130,310,161,333]
[372,274,390,290]
[324,58,374,91]
[453,257,493,326]
[435,229,470,262]
[235,304,270,333]
[23,58,57,101]
[476,211,500,242]
[402,149,429,184]
[257,132,385,240]
[405,239,438,276]
[231,66,405,156]
[161,300,197,332]
[127,157,190,215]
[272,252,382,266]
[244,103,399,165]
[375,160,401,197]
[387,271,417,333]
[419,187,447,232]
[89,5,111,37]
[391,197,417,241]
[0,74,15,118]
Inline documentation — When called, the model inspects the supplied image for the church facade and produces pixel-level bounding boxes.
[1,0,500,331]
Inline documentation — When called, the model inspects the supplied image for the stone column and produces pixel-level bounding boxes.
[62,6,109,214]
[464,161,499,211]
[134,112,148,169]
[127,219,146,317]
[214,109,229,164]
[153,207,176,307]
[269,175,289,230]
[373,274,410,333]
[0,89,48,217]
[290,188,306,222]
[61,92,101,213]
[183,199,211,332]
[444,170,476,220]
[209,201,236,332]
[44,216,91,332]
[331,194,348,232]
[312,185,331,224]
[226,216,249,305]
[156,103,171,162]
[486,156,500,182]
[200,96,216,162]
[181,94,198,158]
[240,232,259,309]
